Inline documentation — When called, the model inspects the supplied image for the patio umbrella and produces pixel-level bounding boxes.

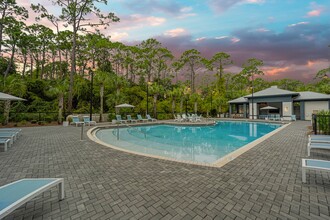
[115,103,135,108]
[260,106,278,110]
[115,103,135,115]
[260,106,278,115]
[0,92,25,101]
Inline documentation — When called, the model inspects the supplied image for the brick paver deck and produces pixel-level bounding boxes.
[0,121,329,219]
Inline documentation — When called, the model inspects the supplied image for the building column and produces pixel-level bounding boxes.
[243,104,247,118]
[229,104,232,117]
[300,101,305,120]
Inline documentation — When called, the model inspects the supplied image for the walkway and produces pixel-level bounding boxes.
[0,121,329,219]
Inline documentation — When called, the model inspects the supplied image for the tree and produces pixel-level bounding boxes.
[48,79,68,123]
[0,74,27,125]
[240,58,264,119]
[47,0,119,113]
[2,17,25,80]
[0,0,28,53]
[174,49,205,93]
[94,70,112,122]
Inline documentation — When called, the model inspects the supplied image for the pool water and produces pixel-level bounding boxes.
[95,121,281,164]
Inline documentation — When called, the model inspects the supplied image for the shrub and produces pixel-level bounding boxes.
[44,116,53,123]
[31,120,37,124]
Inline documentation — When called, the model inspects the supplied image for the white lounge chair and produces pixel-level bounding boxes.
[0,138,11,152]
[309,135,330,144]
[307,142,330,156]
[0,134,15,145]
[302,159,330,183]
[146,114,157,122]
[83,116,96,126]
[0,178,64,219]
[116,115,127,123]
[70,116,84,127]
[137,114,148,122]
[126,115,137,123]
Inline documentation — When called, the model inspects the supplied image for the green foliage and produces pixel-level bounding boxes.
[316,110,330,134]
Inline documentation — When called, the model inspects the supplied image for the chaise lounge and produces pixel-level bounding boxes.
[307,142,330,156]
[302,159,330,183]
[0,178,64,219]
[70,116,84,127]
[83,116,97,126]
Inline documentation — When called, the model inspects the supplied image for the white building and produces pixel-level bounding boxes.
[228,86,330,120]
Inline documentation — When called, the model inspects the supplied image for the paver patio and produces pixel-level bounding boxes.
[0,121,329,219]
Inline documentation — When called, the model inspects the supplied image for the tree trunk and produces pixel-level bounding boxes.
[4,44,16,78]
[153,94,157,117]
[194,101,197,114]
[30,54,33,77]
[171,98,175,116]
[58,93,63,123]
[100,84,104,122]
[3,100,10,125]
[22,54,27,77]
[180,97,183,114]
[68,25,77,113]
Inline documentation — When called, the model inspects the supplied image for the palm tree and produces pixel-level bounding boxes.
[1,75,27,125]
[48,79,68,123]
[94,70,112,122]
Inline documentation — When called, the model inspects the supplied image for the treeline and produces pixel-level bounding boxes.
[0,0,329,124]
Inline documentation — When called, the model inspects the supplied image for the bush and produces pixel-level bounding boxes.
[31,120,37,124]
[44,116,53,123]
[38,121,46,125]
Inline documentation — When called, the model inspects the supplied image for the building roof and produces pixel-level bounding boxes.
[244,86,299,98]
[294,91,330,101]
[228,86,330,104]
[228,97,248,104]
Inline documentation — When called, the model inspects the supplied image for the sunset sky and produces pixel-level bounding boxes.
[24,0,330,82]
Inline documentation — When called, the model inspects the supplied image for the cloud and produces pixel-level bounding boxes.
[307,10,322,17]
[208,0,264,13]
[110,32,129,41]
[148,21,330,82]
[111,14,166,31]
[288,22,309,27]
[164,28,189,37]
[306,2,325,17]
[119,0,184,16]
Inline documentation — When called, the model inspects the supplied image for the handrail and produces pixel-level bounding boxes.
[115,123,147,140]
[125,123,147,139]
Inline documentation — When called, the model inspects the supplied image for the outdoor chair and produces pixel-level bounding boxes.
[137,114,148,122]
[307,142,330,156]
[116,115,127,123]
[83,116,96,126]
[70,116,84,127]
[309,135,330,144]
[127,115,137,123]
[0,178,64,219]
[0,138,11,152]
[0,131,19,142]
[0,129,22,137]
[302,159,330,183]
[0,134,15,145]
[146,114,157,122]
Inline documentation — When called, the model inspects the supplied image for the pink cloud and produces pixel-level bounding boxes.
[307,9,322,17]
[164,28,188,37]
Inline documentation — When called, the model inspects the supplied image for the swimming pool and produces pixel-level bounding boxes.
[94,121,283,165]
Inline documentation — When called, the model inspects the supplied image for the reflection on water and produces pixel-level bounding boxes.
[96,121,281,164]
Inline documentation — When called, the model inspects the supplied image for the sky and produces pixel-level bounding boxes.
[23,0,330,82]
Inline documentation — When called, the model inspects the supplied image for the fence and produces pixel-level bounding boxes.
[312,114,330,135]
